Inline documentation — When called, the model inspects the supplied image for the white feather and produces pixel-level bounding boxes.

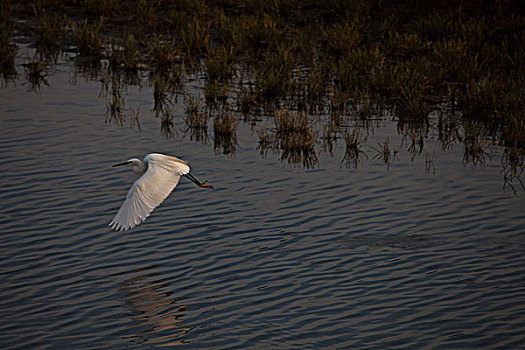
[109,153,190,231]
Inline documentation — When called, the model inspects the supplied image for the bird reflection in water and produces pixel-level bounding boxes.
[118,265,191,346]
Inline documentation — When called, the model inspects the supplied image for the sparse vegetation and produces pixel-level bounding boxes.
[272,109,318,168]
[146,34,181,67]
[22,60,49,92]
[106,34,142,71]
[81,0,120,17]
[0,1,16,79]
[33,7,67,51]
[342,127,367,169]
[2,0,524,182]
[213,111,238,155]
[183,94,208,143]
[71,17,105,56]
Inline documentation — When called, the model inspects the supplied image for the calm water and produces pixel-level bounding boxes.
[1,47,525,349]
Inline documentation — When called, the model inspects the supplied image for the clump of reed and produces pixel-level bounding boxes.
[273,109,317,168]
[183,94,208,142]
[149,66,183,105]
[135,0,158,31]
[238,12,285,54]
[146,34,182,67]
[305,66,328,106]
[80,0,120,17]
[256,42,296,99]
[160,102,176,139]
[205,44,234,82]
[32,7,67,52]
[461,120,492,166]
[388,62,431,122]
[257,123,273,156]
[372,137,397,169]
[203,79,229,107]
[100,71,126,125]
[319,19,362,56]
[502,117,525,194]
[342,127,367,169]
[203,44,234,105]
[213,110,238,155]
[23,60,49,92]
[179,14,211,63]
[236,84,259,116]
[71,17,105,56]
[212,9,241,49]
[0,1,16,77]
[106,34,142,71]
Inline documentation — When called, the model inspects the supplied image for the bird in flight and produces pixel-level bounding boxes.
[109,153,213,231]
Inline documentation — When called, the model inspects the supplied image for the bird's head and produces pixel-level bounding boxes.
[112,158,146,174]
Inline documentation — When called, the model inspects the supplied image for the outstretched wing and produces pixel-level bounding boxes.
[110,154,190,231]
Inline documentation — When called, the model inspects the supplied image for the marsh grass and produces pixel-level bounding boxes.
[150,68,183,117]
[160,102,177,139]
[101,73,125,125]
[183,94,208,142]
[239,13,285,54]
[135,0,158,31]
[203,79,229,108]
[0,1,16,78]
[150,73,168,115]
[425,151,436,175]
[462,120,493,166]
[403,127,426,160]
[342,127,367,169]
[388,62,431,120]
[33,7,67,51]
[130,103,141,130]
[213,111,238,155]
[179,14,210,62]
[146,34,182,67]
[80,0,119,17]
[23,60,49,92]
[237,84,259,116]
[305,66,328,106]
[502,142,525,194]
[319,19,362,56]
[257,43,296,99]
[257,109,318,168]
[372,137,398,169]
[213,9,240,48]
[205,44,234,82]
[257,123,273,154]
[71,17,105,56]
[273,109,317,168]
[4,0,525,178]
[106,34,142,71]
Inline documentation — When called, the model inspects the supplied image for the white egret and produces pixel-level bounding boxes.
[109,153,213,231]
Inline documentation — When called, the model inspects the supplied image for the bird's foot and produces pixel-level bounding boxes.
[199,181,214,189]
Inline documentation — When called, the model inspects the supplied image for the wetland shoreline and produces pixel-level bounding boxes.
[2,0,524,190]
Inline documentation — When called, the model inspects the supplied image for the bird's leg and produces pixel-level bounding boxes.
[184,173,214,189]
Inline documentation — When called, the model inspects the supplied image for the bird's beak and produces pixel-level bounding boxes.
[112,161,131,167]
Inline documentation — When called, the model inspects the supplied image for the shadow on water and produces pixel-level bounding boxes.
[116,265,191,346]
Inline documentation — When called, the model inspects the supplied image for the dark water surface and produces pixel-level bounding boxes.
[1,48,525,349]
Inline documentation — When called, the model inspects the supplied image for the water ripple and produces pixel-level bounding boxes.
[1,61,524,349]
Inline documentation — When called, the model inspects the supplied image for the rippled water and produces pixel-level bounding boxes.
[1,48,525,349]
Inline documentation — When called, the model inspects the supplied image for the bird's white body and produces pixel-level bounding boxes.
[110,153,191,231]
